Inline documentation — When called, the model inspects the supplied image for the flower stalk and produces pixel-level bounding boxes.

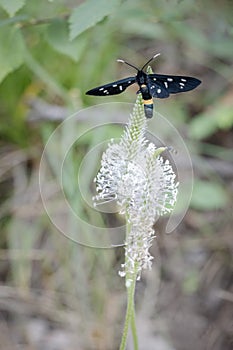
[93,93,178,349]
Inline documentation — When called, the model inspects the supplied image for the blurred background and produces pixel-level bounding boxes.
[0,1,232,349]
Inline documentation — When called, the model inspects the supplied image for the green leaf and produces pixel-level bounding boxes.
[46,19,87,62]
[0,0,26,17]
[0,26,25,84]
[189,114,217,140]
[69,0,120,40]
[191,180,228,210]
[189,104,233,140]
[183,271,199,294]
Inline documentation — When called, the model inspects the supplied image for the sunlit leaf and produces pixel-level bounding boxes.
[46,19,87,62]
[191,180,228,210]
[0,0,26,17]
[0,26,24,84]
[69,0,120,40]
[189,98,233,140]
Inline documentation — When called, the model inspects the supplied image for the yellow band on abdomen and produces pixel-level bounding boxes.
[143,99,153,105]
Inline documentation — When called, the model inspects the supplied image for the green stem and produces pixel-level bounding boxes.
[130,304,139,350]
[24,50,72,106]
[119,222,138,350]
[18,14,69,28]
[119,270,138,350]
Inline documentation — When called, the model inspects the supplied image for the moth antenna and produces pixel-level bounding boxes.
[141,53,161,70]
[117,59,139,71]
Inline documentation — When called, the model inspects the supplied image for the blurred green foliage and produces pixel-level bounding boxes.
[0,0,232,143]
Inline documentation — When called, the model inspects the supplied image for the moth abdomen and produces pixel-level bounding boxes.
[143,99,153,118]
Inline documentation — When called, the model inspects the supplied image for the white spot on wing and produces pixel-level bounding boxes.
[119,86,123,91]
[164,82,168,88]
[113,84,117,87]
[157,88,161,94]
[128,80,131,83]
[99,87,104,91]
[181,78,186,82]
[153,78,157,81]
[167,78,173,82]
[179,82,185,86]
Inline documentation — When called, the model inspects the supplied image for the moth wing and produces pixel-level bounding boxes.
[147,77,170,98]
[149,74,201,94]
[86,77,136,96]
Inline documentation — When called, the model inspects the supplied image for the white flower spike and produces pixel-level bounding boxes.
[93,94,178,282]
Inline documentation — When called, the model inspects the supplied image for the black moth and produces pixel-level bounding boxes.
[86,54,201,118]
